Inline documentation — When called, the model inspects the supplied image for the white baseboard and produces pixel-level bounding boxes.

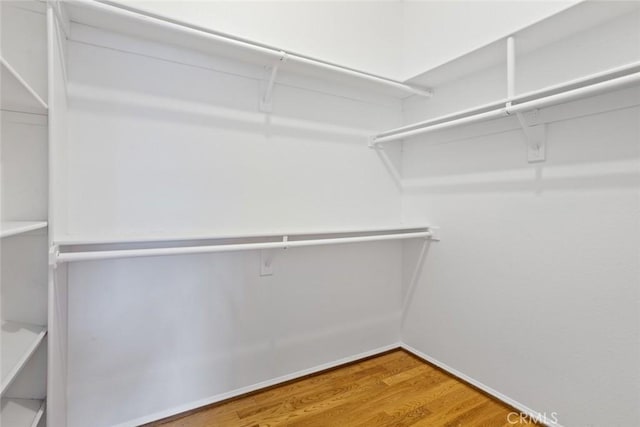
[114,341,565,427]
[112,342,401,427]
[400,343,564,427]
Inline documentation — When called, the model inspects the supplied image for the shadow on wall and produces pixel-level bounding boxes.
[68,84,371,147]
[402,161,640,195]
[395,102,640,195]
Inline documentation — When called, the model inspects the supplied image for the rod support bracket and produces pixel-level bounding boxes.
[516,109,546,163]
[49,245,59,269]
[368,136,380,149]
[413,87,434,98]
[427,226,441,242]
[260,51,288,113]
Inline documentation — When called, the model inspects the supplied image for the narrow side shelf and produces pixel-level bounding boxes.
[1,321,47,395]
[0,398,45,427]
[0,222,48,239]
[0,57,48,114]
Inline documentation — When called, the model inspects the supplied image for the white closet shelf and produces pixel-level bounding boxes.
[0,57,48,114]
[406,1,640,87]
[52,226,436,264]
[1,398,45,427]
[54,225,433,245]
[1,321,47,395]
[0,222,48,239]
[64,0,430,99]
[373,61,640,145]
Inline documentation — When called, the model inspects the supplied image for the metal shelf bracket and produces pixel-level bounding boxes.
[515,109,546,163]
[260,51,288,113]
[49,245,59,269]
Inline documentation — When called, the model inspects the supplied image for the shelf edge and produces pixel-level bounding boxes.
[0,325,48,396]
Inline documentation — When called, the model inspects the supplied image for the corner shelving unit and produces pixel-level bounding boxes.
[1,398,46,427]
[1,321,47,395]
[1,1,49,426]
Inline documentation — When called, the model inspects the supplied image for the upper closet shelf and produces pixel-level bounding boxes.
[0,222,48,239]
[406,1,640,88]
[372,60,640,145]
[0,57,48,114]
[51,226,436,264]
[64,0,430,100]
[54,224,433,245]
[372,0,640,157]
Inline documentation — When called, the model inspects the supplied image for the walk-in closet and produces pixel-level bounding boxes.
[1,1,639,426]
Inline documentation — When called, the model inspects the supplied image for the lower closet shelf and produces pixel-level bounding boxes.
[0,222,48,239]
[1,398,45,427]
[1,321,47,394]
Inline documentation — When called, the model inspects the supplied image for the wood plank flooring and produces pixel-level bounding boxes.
[150,350,540,427]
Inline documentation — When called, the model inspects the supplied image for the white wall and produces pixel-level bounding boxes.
[54,2,640,426]
[112,0,580,81]
[60,23,405,426]
[63,24,402,238]
[402,0,580,80]
[67,243,403,426]
[400,7,640,427]
[111,0,405,79]
[402,100,640,427]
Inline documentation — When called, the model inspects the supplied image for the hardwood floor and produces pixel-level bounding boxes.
[150,350,540,427]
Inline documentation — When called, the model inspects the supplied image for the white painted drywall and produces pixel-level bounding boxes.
[53,2,640,426]
[401,0,580,80]
[62,25,402,238]
[109,0,405,79]
[67,244,403,426]
[400,8,640,427]
[60,23,405,426]
[110,0,581,80]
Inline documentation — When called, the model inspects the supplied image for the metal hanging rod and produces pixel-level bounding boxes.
[69,0,431,98]
[371,60,640,145]
[52,229,434,264]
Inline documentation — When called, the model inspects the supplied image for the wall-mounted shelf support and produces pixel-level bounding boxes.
[260,51,288,113]
[515,110,546,162]
[427,226,441,242]
[505,36,545,163]
[400,238,430,327]
[49,245,59,269]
